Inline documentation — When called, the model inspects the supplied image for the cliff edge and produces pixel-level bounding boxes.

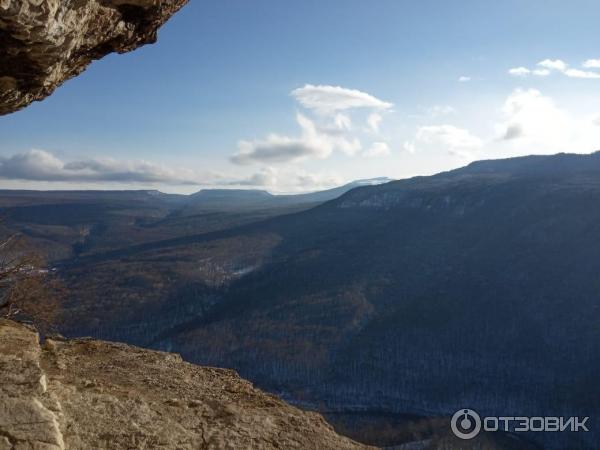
[0,319,371,449]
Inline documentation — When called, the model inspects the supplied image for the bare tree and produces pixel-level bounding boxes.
[0,232,63,331]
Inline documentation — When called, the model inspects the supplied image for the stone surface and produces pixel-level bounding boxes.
[0,320,64,449]
[0,319,371,449]
[0,0,188,115]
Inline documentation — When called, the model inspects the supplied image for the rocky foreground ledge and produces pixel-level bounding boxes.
[0,0,188,115]
[0,319,370,449]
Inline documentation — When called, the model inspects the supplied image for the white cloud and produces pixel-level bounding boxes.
[233,85,393,165]
[404,125,482,157]
[509,59,600,79]
[582,59,600,69]
[564,68,600,79]
[532,68,551,76]
[497,89,568,142]
[232,167,279,187]
[508,66,549,77]
[362,142,391,158]
[367,113,383,132]
[537,59,568,72]
[494,89,600,154]
[291,84,393,114]
[334,113,352,130]
[512,58,600,79]
[0,149,351,193]
[232,136,322,165]
[335,137,362,156]
[458,76,471,82]
[402,141,416,154]
[232,114,332,165]
[508,67,531,77]
[231,113,364,165]
[0,150,201,184]
[417,126,481,148]
[226,167,344,192]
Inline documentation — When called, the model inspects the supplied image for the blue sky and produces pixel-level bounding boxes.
[2,0,600,192]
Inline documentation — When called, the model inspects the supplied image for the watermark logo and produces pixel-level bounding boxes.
[451,409,590,440]
[451,409,482,440]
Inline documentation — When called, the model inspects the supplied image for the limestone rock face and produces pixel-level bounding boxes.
[0,319,371,450]
[0,0,187,115]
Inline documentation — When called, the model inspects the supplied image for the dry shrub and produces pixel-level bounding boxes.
[0,231,64,332]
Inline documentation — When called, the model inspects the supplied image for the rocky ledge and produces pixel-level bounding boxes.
[0,319,370,449]
[0,0,188,115]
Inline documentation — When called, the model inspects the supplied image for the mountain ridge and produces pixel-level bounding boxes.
[134,152,599,450]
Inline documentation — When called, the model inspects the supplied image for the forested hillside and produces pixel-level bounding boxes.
[4,154,599,449]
